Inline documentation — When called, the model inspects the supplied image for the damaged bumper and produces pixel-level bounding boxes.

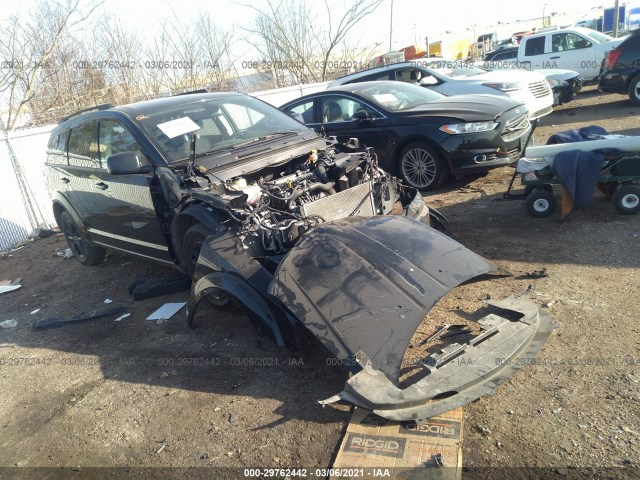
[318,297,554,423]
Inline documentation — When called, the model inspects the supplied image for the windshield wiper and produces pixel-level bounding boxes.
[195,131,302,157]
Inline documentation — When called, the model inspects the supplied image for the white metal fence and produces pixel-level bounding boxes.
[0,83,329,251]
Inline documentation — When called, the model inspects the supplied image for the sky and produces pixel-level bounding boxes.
[0,0,620,51]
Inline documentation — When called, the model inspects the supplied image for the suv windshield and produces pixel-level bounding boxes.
[138,95,308,163]
[356,82,444,111]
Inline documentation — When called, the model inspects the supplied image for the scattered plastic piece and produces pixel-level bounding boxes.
[128,275,191,301]
[114,313,131,322]
[30,309,40,315]
[104,298,113,304]
[0,319,17,328]
[146,302,186,322]
[56,248,74,259]
[32,306,126,330]
[0,285,21,295]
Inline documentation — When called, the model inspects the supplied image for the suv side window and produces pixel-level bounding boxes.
[68,122,99,168]
[98,120,146,169]
[395,68,423,84]
[47,130,69,165]
[524,36,545,56]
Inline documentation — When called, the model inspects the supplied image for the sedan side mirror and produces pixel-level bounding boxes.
[419,76,438,86]
[288,111,305,123]
[351,110,370,122]
[106,151,151,175]
[573,40,592,49]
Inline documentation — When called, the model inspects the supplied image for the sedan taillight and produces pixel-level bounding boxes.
[605,48,622,69]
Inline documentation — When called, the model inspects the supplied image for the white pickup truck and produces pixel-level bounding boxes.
[515,27,625,81]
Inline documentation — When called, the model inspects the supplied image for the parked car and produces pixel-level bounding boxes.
[515,27,624,81]
[281,81,531,190]
[328,60,554,120]
[481,47,584,105]
[598,28,640,104]
[45,92,553,423]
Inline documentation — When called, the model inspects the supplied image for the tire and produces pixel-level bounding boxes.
[398,142,448,191]
[182,223,231,308]
[59,210,106,266]
[628,75,640,106]
[525,189,556,218]
[612,184,640,215]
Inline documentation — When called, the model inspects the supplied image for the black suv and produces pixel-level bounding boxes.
[599,28,640,105]
[45,92,431,275]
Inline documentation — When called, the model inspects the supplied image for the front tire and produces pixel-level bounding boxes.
[612,184,640,215]
[59,210,106,266]
[399,142,448,190]
[628,75,640,106]
[183,223,231,308]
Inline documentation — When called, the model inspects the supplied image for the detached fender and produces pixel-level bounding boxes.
[186,271,297,348]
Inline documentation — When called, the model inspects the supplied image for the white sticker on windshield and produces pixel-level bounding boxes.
[372,93,399,104]
[157,117,200,139]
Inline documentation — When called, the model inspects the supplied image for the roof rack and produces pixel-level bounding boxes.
[60,103,115,122]
[173,89,208,96]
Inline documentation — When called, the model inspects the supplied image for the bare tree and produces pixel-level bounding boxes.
[0,0,103,129]
[242,0,383,85]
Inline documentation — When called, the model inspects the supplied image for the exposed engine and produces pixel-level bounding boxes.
[216,145,391,254]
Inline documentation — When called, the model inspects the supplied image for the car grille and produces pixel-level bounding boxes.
[501,113,530,142]
[301,182,375,221]
[530,105,553,119]
[529,80,551,98]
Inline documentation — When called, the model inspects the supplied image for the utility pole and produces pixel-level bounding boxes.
[613,0,620,37]
[389,0,394,51]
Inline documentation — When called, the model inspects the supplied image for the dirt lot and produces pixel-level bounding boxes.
[0,85,639,479]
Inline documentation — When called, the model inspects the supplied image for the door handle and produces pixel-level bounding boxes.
[95,182,108,190]
[60,177,70,184]
[550,56,560,59]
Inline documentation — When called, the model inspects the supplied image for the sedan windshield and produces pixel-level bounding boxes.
[138,96,308,163]
[355,82,444,111]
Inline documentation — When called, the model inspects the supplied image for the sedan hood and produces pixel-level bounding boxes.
[400,94,525,122]
[465,68,547,83]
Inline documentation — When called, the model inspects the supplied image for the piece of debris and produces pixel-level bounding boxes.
[146,302,187,322]
[159,371,169,379]
[434,453,444,467]
[0,319,18,329]
[0,284,22,295]
[103,298,113,304]
[200,453,209,460]
[553,407,562,414]
[155,440,167,454]
[214,407,222,412]
[30,308,40,315]
[128,275,191,301]
[56,248,74,259]
[31,227,57,239]
[114,313,131,322]
[32,306,126,330]
[228,413,235,423]
[524,268,549,279]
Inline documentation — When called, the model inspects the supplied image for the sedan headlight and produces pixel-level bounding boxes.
[482,82,525,92]
[439,121,499,134]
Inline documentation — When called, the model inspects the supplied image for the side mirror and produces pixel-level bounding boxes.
[288,111,305,123]
[419,76,438,86]
[351,110,370,122]
[106,151,150,175]
[574,40,592,49]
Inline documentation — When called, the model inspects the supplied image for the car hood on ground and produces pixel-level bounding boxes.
[397,94,525,122]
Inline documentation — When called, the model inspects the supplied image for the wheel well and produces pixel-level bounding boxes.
[52,203,64,227]
[171,214,201,271]
[626,71,640,90]
[393,137,452,173]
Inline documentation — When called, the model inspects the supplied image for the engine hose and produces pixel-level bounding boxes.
[287,181,335,210]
